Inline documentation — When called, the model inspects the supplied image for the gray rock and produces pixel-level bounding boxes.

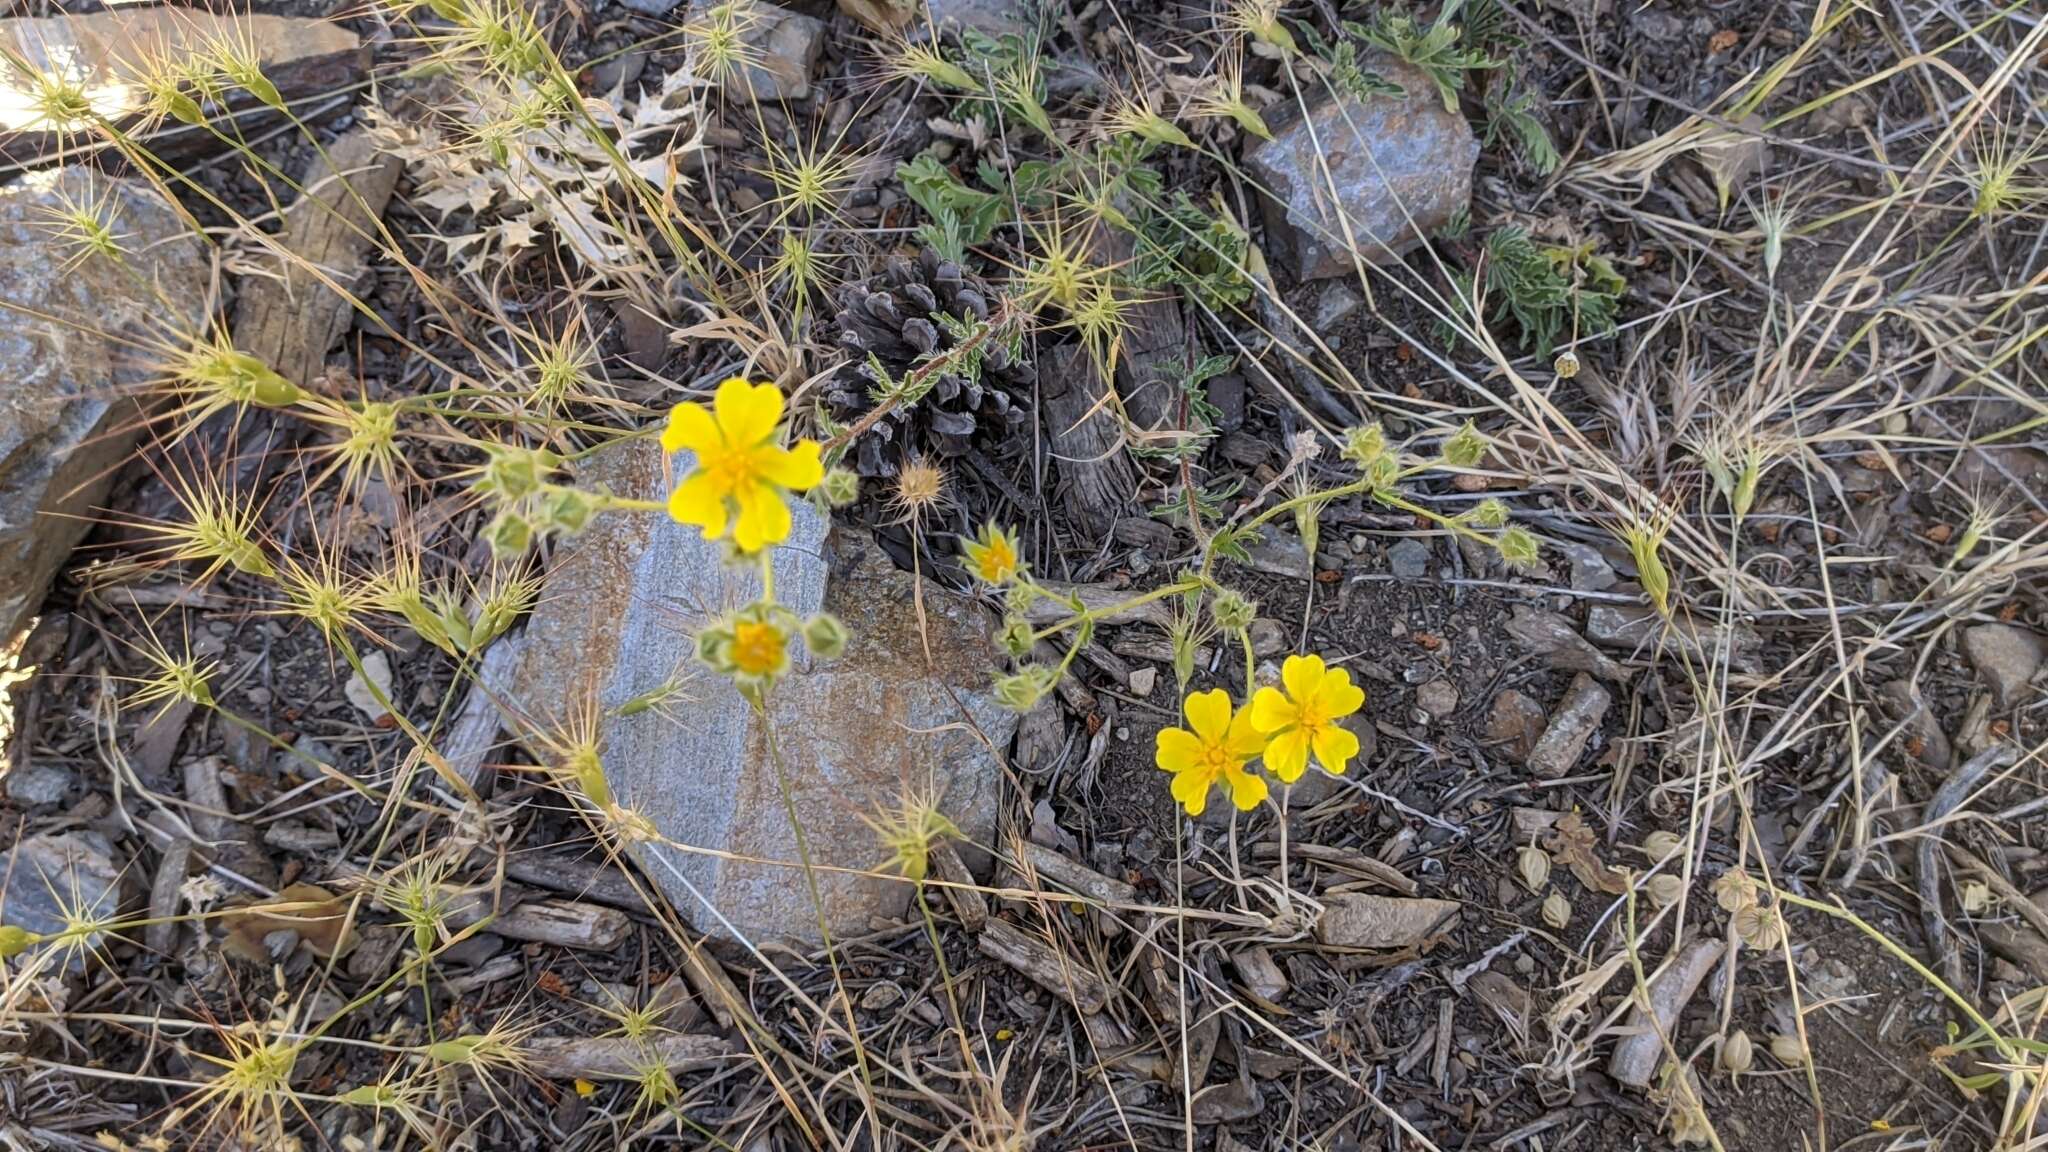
[1552,540,1617,592]
[1585,601,1764,672]
[1415,679,1459,719]
[1527,673,1611,779]
[1387,538,1431,580]
[1482,689,1546,764]
[0,831,118,969]
[1245,55,1478,282]
[924,0,1029,34]
[1963,623,2044,705]
[1504,604,1628,682]
[2,762,72,806]
[510,439,1016,946]
[0,168,209,640]
[681,0,823,101]
[1314,282,1363,330]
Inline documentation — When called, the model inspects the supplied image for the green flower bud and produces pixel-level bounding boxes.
[0,924,39,958]
[1340,423,1387,470]
[1495,526,1541,571]
[997,616,1035,660]
[542,485,601,535]
[818,467,860,508]
[993,665,1055,712]
[1210,588,1256,633]
[486,510,533,556]
[1441,421,1487,469]
[1466,498,1509,529]
[802,613,849,659]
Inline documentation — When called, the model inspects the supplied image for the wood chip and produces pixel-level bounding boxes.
[1015,842,1136,936]
[1316,893,1460,949]
[977,919,1108,1014]
[1255,842,1418,895]
[930,840,988,932]
[524,1034,734,1080]
[231,126,401,389]
[1607,938,1721,1087]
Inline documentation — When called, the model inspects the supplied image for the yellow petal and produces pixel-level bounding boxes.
[1155,727,1202,774]
[1249,685,1296,733]
[1319,668,1365,717]
[1281,653,1325,704]
[1225,708,1268,760]
[1264,726,1309,783]
[1182,689,1233,745]
[715,378,782,447]
[1225,764,1269,811]
[756,439,823,490]
[1311,722,1360,774]
[661,401,720,455]
[1170,765,1213,816]
[731,481,792,553]
[667,472,727,537]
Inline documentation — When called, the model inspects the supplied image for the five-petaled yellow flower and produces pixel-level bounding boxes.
[1251,654,1364,782]
[963,523,1022,585]
[662,379,823,553]
[1155,689,1269,817]
[731,615,789,680]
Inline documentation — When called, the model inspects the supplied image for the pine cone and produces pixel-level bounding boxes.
[824,248,1031,477]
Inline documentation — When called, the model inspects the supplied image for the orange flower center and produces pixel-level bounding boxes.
[978,539,1015,581]
[732,620,785,677]
[703,444,757,491]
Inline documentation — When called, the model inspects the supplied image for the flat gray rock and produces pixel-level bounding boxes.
[1245,55,1478,282]
[0,168,209,639]
[511,438,1015,946]
[678,0,824,101]
[0,831,119,969]
[1964,623,2043,705]
[1528,673,1611,779]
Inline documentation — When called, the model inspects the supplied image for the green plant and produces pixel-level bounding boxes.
[897,153,1006,262]
[1362,9,1500,112]
[1459,225,1625,356]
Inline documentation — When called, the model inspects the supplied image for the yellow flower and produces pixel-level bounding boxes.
[1250,654,1364,782]
[1155,689,1269,817]
[662,379,823,553]
[731,616,788,680]
[963,523,1021,585]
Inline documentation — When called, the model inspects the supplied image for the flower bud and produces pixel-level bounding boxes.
[1210,588,1256,633]
[818,467,860,508]
[1466,498,1509,529]
[1552,349,1580,379]
[1719,1029,1753,1078]
[1441,421,1487,469]
[1495,526,1540,570]
[1541,890,1571,929]
[993,665,1055,712]
[1340,423,1387,470]
[802,612,848,660]
[997,616,1035,660]
[0,924,39,958]
[486,510,533,556]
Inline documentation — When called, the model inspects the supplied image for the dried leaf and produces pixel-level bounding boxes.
[222,883,355,963]
[1544,812,1628,894]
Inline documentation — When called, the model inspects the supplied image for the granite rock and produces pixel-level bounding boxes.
[0,167,209,639]
[510,438,1016,946]
[1245,55,1478,282]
